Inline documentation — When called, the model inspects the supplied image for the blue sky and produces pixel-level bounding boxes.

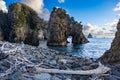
[4,0,119,25]
[44,0,119,26]
[2,0,120,37]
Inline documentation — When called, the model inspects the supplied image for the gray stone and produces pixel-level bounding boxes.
[84,60,93,65]
[34,73,52,80]
[81,66,92,70]
[89,63,98,69]
[50,60,57,65]
[8,71,23,80]
[52,76,62,80]
[0,66,7,72]
[0,51,8,60]
[104,76,117,80]
[66,78,71,80]
[58,59,67,64]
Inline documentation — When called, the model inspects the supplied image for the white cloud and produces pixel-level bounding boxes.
[58,0,65,3]
[84,23,101,35]
[84,23,107,37]
[113,2,120,11]
[0,0,7,12]
[21,0,50,20]
[84,20,118,38]
[117,14,120,17]
[104,19,118,28]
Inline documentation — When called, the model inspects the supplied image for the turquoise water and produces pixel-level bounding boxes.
[39,38,113,59]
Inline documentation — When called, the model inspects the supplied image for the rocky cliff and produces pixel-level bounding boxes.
[71,22,89,44]
[0,3,45,46]
[0,10,10,41]
[47,7,88,46]
[99,19,120,64]
[47,8,68,46]
[8,3,45,46]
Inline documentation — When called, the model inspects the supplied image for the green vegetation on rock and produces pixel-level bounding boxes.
[0,2,46,46]
[47,7,89,46]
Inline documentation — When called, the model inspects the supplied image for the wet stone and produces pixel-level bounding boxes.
[52,76,62,80]
[104,76,117,80]
[33,73,52,80]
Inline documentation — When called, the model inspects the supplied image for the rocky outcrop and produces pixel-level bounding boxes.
[0,3,46,46]
[47,7,88,46]
[88,33,93,38]
[47,8,68,46]
[0,11,5,40]
[7,3,45,46]
[0,11,10,41]
[99,19,120,64]
[72,22,89,44]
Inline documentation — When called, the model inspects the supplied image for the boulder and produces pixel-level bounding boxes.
[33,73,52,80]
[0,51,8,60]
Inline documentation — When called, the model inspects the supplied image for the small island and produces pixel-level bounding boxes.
[87,33,93,38]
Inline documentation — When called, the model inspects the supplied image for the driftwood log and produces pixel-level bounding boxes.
[36,62,110,75]
[0,42,111,78]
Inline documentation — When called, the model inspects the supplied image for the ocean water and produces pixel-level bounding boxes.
[39,38,113,59]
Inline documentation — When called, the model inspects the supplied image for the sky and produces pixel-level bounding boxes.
[1,0,120,38]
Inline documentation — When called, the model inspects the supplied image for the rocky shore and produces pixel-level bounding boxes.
[0,41,119,80]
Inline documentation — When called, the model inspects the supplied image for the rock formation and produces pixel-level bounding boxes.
[0,10,10,41]
[72,22,89,44]
[8,3,45,46]
[87,33,93,38]
[0,3,44,46]
[47,7,88,46]
[99,19,120,64]
[47,8,68,46]
[0,3,46,46]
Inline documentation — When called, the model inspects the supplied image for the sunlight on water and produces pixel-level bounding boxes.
[39,38,113,59]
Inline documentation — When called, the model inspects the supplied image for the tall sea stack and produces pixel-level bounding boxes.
[47,7,88,46]
[47,8,68,46]
[8,3,44,46]
[99,19,120,64]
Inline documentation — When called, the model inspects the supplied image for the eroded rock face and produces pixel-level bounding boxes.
[8,3,44,46]
[47,8,68,46]
[99,19,120,64]
[88,33,93,38]
[72,22,89,44]
[0,11,10,41]
[47,7,88,46]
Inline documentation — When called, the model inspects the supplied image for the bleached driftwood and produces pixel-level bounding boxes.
[0,42,111,79]
[0,42,22,54]
[36,62,111,75]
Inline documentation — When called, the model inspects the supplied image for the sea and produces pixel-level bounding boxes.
[39,38,113,59]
